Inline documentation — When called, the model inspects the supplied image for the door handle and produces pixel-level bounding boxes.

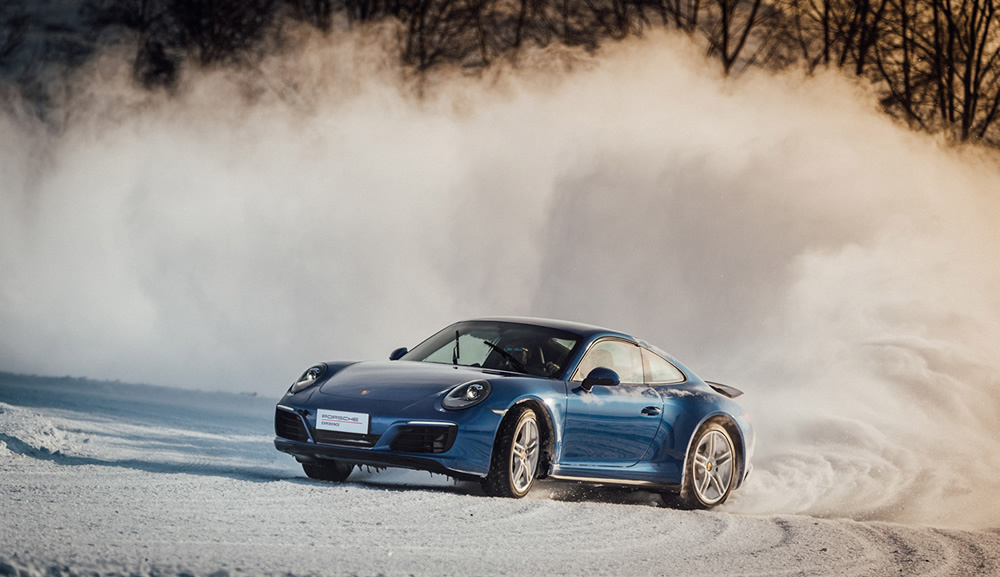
[641,406,661,416]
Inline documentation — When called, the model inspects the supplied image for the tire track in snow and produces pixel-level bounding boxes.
[0,402,294,481]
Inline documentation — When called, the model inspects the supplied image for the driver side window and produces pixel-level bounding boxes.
[571,340,644,384]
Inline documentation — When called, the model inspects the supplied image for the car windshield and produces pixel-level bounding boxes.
[404,321,581,379]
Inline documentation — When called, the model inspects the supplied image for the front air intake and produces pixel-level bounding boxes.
[389,426,457,454]
[274,408,309,442]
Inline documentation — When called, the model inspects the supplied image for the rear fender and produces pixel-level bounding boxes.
[680,411,750,491]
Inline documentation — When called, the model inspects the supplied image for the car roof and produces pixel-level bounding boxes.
[467,316,635,341]
[460,317,699,381]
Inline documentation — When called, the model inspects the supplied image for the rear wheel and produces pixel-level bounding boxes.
[481,406,540,498]
[677,422,736,509]
[302,460,353,482]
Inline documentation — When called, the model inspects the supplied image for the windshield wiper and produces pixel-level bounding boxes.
[482,340,526,373]
[452,330,460,365]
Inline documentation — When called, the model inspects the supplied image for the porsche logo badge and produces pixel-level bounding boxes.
[360,390,370,395]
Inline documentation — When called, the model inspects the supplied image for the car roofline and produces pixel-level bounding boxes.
[465,316,635,341]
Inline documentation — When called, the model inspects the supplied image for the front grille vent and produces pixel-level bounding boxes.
[390,426,457,454]
[275,409,309,442]
[313,429,381,448]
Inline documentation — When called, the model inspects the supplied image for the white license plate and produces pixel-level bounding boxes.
[316,409,370,435]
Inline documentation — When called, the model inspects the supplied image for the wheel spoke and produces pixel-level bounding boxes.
[525,427,537,449]
[699,469,713,494]
[710,472,725,496]
[513,459,525,488]
[511,416,540,492]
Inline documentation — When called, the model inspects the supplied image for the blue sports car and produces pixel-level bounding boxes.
[274,317,754,508]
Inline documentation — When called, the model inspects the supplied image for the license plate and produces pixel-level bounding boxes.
[316,409,370,435]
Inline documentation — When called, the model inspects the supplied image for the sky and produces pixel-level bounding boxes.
[2,28,1000,526]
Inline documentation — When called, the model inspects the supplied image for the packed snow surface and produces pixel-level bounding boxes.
[1,374,998,576]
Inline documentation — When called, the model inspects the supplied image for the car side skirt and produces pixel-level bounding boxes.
[548,472,680,491]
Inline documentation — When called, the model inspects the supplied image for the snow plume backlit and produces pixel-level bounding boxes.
[2,29,1000,528]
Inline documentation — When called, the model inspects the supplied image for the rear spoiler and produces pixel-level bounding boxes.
[705,381,744,399]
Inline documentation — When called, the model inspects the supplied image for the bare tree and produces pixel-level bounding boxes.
[3,0,989,147]
[400,0,465,69]
[780,0,888,73]
[510,0,554,50]
[83,0,179,86]
[0,27,25,68]
[702,0,777,74]
[168,0,280,66]
[934,0,1000,141]
[583,0,642,40]
[665,0,701,31]
[874,0,1000,142]
[0,1,28,68]
[285,0,335,30]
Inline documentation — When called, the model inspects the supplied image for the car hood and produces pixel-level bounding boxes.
[316,361,501,402]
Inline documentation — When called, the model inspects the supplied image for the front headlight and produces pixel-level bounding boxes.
[442,380,492,410]
[290,364,327,393]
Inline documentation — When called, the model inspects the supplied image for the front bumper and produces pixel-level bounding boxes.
[273,404,498,478]
[274,437,481,480]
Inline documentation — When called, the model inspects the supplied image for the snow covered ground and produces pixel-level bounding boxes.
[1,373,998,576]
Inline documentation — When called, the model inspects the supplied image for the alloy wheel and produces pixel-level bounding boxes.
[509,415,539,493]
[692,429,734,505]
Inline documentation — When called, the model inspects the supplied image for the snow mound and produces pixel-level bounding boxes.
[0,403,74,459]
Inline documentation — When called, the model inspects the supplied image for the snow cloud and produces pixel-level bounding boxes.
[2,28,999,527]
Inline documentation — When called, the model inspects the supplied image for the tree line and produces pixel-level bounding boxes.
[1,0,999,146]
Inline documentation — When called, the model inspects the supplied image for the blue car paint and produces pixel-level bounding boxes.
[274,317,754,492]
[560,381,664,466]
[548,379,754,488]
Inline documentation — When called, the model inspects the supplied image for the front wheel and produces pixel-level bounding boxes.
[481,406,540,498]
[677,422,736,509]
[302,460,353,482]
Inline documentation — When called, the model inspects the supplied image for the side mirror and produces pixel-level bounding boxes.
[581,367,620,391]
[389,347,408,361]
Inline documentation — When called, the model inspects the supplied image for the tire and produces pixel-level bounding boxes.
[676,422,736,509]
[302,460,353,482]
[481,406,540,498]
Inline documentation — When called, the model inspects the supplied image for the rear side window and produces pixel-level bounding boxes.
[641,348,685,384]
[571,339,644,384]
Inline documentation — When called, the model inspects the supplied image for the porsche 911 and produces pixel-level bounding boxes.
[273,317,754,508]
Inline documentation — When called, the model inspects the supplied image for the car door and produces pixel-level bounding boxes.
[560,339,664,467]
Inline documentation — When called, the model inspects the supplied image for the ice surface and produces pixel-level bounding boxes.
[1,375,998,577]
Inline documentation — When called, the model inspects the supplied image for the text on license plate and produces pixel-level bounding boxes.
[316,409,370,435]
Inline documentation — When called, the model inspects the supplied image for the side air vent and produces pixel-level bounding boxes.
[275,408,309,442]
[390,426,457,454]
